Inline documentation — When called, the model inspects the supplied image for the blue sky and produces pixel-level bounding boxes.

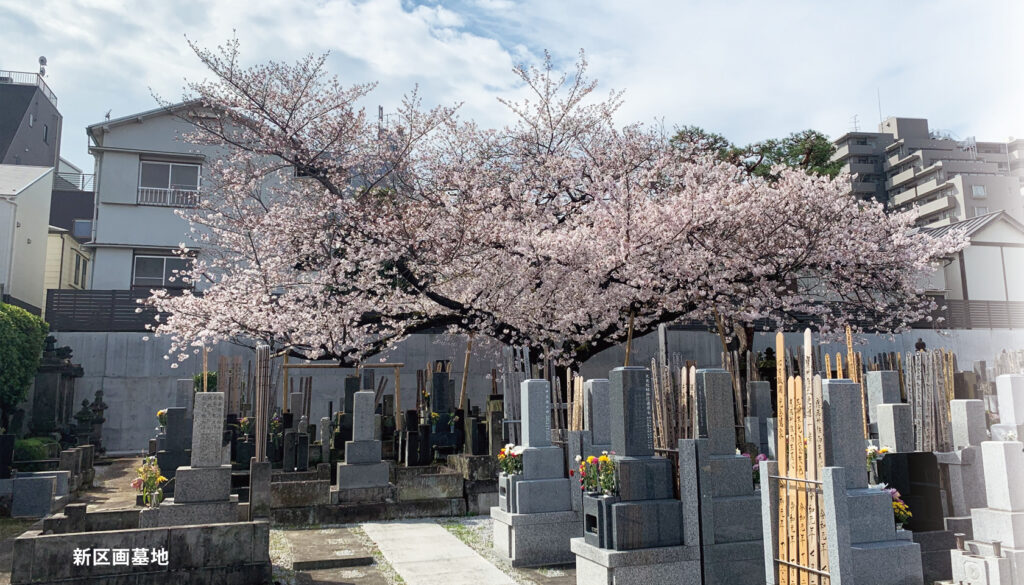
[1,0,1021,171]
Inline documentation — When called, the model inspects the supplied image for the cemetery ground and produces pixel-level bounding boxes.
[0,454,574,585]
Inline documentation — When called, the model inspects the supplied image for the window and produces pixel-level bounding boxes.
[43,124,48,144]
[28,113,34,127]
[133,255,192,289]
[138,161,201,207]
[974,207,990,217]
[73,255,81,286]
[972,184,987,198]
[80,258,87,288]
[71,219,92,240]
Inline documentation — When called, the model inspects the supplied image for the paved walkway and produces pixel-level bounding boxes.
[362,520,515,585]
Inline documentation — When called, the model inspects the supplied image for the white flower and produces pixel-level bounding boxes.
[575,455,582,462]
[511,446,525,456]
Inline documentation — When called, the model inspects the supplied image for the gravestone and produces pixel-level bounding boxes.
[336,390,389,491]
[877,402,915,452]
[485,395,504,457]
[491,379,578,567]
[584,379,611,449]
[949,439,1024,585]
[991,375,1024,441]
[174,379,194,419]
[155,407,190,486]
[572,367,695,585]
[344,376,359,413]
[431,372,451,414]
[142,392,239,527]
[320,417,331,464]
[743,380,772,456]
[680,369,763,585]
[866,370,901,435]
[937,399,989,541]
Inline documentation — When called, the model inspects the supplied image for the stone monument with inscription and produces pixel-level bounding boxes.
[141,392,239,527]
[936,399,989,540]
[491,379,578,567]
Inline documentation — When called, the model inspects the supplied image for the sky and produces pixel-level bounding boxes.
[1,0,1022,172]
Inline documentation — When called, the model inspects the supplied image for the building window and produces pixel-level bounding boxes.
[42,124,48,144]
[133,255,192,289]
[71,219,92,240]
[74,255,81,286]
[28,113,34,127]
[138,161,201,207]
[974,207,990,217]
[80,258,88,288]
[972,184,987,199]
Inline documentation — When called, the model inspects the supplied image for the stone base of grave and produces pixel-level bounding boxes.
[990,422,1024,441]
[271,479,331,508]
[950,541,1016,584]
[570,537,700,585]
[138,496,240,528]
[333,483,397,505]
[173,465,232,503]
[516,478,572,514]
[702,540,766,585]
[849,539,925,585]
[337,461,389,489]
[912,529,955,584]
[491,506,580,567]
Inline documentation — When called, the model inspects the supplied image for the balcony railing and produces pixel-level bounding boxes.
[0,70,57,106]
[137,187,198,207]
[54,172,94,191]
[46,289,196,332]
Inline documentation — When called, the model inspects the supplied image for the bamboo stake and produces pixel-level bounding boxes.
[458,334,474,412]
[835,353,843,379]
[776,333,790,585]
[857,352,868,439]
[824,354,832,380]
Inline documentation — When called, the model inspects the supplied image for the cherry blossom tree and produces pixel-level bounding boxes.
[149,40,966,368]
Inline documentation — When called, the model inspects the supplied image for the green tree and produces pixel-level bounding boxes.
[672,126,843,180]
[0,304,48,431]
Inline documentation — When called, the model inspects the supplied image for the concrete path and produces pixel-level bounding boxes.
[362,520,515,585]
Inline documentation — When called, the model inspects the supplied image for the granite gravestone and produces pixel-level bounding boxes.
[155,407,190,484]
[573,367,694,585]
[991,375,1024,441]
[866,370,901,435]
[143,392,239,527]
[743,380,772,456]
[950,440,1024,585]
[337,390,389,489]
[681,369,762,585]
[491,379,578,567]
[937,399,989,540]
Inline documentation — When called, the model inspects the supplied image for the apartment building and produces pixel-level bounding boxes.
[832,117,1024,227]
[0,69,61,168]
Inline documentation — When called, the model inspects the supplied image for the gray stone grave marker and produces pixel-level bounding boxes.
[609,366,653,457]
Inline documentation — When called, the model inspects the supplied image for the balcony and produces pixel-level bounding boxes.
[884,150,920,171]
[0,70,57,106]
[915,195,956,219]
[137,187,198,207]
[833,143,878,160]
[54,172,94,191]
[851,181,878,194]
[46,289,187,332]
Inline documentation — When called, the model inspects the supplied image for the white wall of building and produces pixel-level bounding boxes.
[0,167,53,312]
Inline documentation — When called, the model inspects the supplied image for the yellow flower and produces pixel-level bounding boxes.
[879,447,889,454]
[157,475,168,483]
[598,455,610,463]
[587,456,598,464]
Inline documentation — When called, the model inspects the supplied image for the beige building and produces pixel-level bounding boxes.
[832,117,1024,228]
[45,226,90,292]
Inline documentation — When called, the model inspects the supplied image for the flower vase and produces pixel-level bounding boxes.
[895,522,903,531]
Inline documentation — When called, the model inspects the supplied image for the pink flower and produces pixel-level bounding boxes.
[130,478,143,490]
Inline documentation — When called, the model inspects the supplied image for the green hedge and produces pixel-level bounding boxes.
[0,304,48,429]
[13,437,58,461]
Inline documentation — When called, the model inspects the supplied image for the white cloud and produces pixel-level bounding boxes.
[0,0,1020,170]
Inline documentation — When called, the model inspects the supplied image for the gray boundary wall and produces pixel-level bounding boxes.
[12,520,270,585]
[37,329,1024,454]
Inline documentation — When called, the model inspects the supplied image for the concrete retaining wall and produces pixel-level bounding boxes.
[40,329,1024,454]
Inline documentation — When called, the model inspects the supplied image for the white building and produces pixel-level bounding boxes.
[85,102,218,291]
[0,164,54,314]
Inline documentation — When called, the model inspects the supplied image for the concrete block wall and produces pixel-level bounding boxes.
[37,328,1024,454]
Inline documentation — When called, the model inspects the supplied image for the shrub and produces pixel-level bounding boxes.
[13,437,57,461]
[0,305,47,430]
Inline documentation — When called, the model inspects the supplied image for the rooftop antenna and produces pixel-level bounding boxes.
[849,114,860,132]
[104,109,111,121]
[38,55,47,77]
[876,88,883,126]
